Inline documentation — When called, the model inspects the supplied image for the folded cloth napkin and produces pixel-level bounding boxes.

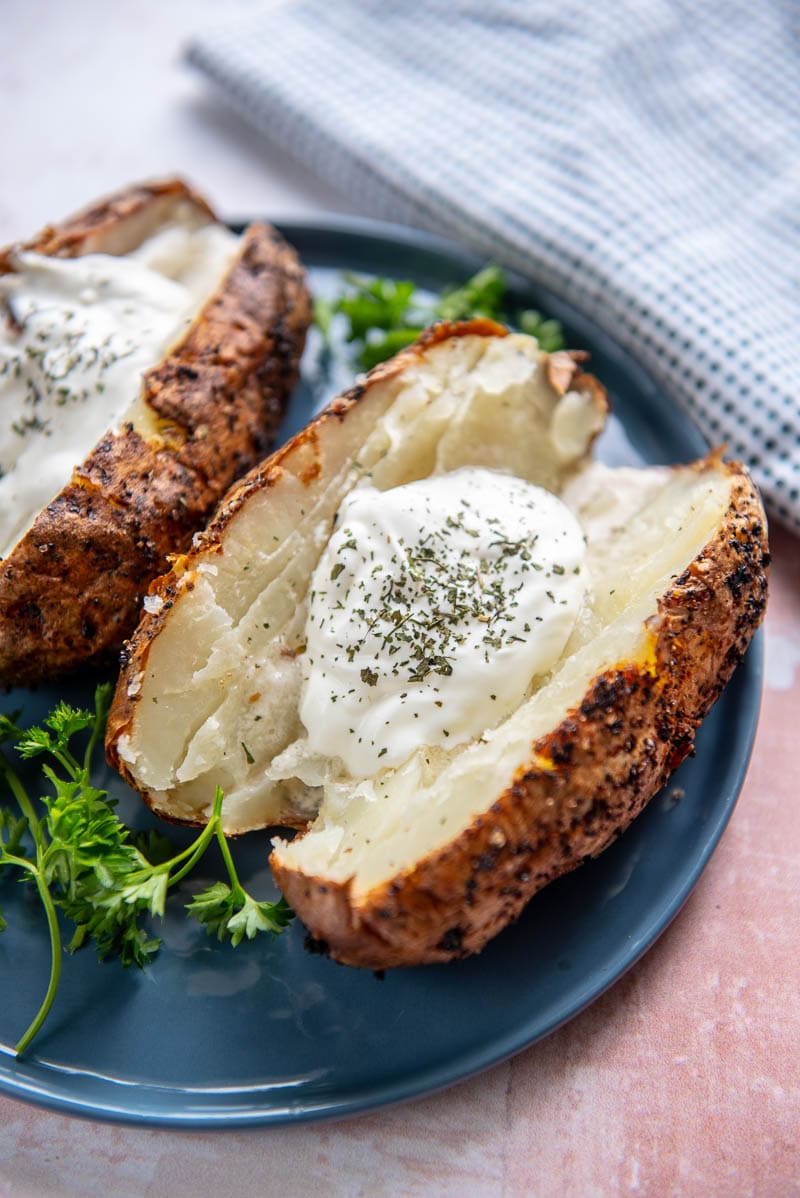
[188,0,800,530]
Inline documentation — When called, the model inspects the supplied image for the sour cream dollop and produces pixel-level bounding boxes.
[301,467,588,777]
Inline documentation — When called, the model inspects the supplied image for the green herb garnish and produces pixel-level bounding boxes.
[0,685,292,1056]
[324,265,565,368]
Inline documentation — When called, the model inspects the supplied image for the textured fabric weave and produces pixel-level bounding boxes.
[188,0,800,529]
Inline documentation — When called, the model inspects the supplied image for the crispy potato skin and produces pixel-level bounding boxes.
[0,182,310,684]
[271,462,769,968]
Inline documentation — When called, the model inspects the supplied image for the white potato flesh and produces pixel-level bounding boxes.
[118,333,607,829]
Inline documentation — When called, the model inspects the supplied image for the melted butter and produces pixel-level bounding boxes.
[0,222,240,557]
[300,467,589,777]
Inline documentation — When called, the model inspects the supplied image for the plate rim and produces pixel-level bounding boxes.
[0,214,763,1127]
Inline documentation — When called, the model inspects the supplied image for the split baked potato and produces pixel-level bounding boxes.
[0,178,310,684]
[107,319,769,968]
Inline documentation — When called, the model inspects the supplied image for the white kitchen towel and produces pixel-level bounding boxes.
[188,0,800,530]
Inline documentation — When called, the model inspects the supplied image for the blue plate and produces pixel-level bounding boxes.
[0,217,762,1127]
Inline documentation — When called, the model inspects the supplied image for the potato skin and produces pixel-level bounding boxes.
[271,460,769,968]
[0,182,310,684]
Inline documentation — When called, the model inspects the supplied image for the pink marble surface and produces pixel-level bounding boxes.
[2,3,799,1193]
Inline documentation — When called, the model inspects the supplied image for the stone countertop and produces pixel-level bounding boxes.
[1,3,798,1194]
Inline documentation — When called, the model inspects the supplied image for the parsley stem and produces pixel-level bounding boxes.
[0,753,63,1057]
[167,820,220,888]
[0,752,44,853]
[156,787,227,890]
[0,818,26,857]
[0,850,39,873]
[215,818,244,903]
[52,749,80,782]
[83,687,111,773]
[14,863,62,1057]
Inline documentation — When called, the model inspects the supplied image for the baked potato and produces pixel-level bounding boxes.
[106,320,769,968]
[0,178,310,684]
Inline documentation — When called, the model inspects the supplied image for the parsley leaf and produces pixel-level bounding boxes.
[436,265,507,321]
[188,882,293,948]
[0,687,293,1056]
[186,787,293,948]
[336,274,419,342]
[324,264,565,368]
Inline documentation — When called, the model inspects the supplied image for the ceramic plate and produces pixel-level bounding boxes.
[0,217,762,1126]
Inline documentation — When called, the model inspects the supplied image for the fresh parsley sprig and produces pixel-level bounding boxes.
[317,265,565,369]
[0,685,291,1056]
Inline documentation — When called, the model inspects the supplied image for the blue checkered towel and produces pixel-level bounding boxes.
[188,0,800,529]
